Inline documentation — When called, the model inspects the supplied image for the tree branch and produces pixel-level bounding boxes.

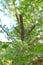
[16,13,25,41]
[1,26,16,42]
[25,24,35,39]
[14,27,20,34]
[19,14,25,41]
[16,13,19,23]
[0,9,7,15]
[28,24,35,35]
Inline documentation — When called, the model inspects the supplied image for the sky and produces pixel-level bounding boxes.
[0,10,16,42]
[0,0,18,42]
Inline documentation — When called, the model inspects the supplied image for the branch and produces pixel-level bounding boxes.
[16,13,25,41]
[28,24,35,35]
[1,26,16,42]
[0,9,7,15]
[0,9,4,12]
[25,24,35,39]
[19,14,25,41]
[16,13,19,23]
[1,26,9,36]
[14,27,20,34]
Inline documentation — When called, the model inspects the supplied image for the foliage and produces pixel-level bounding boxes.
[0,0,43,65]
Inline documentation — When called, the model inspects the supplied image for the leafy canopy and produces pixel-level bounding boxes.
[0,0,43,65]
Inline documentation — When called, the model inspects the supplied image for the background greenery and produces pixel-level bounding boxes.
[0,0,43,65]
